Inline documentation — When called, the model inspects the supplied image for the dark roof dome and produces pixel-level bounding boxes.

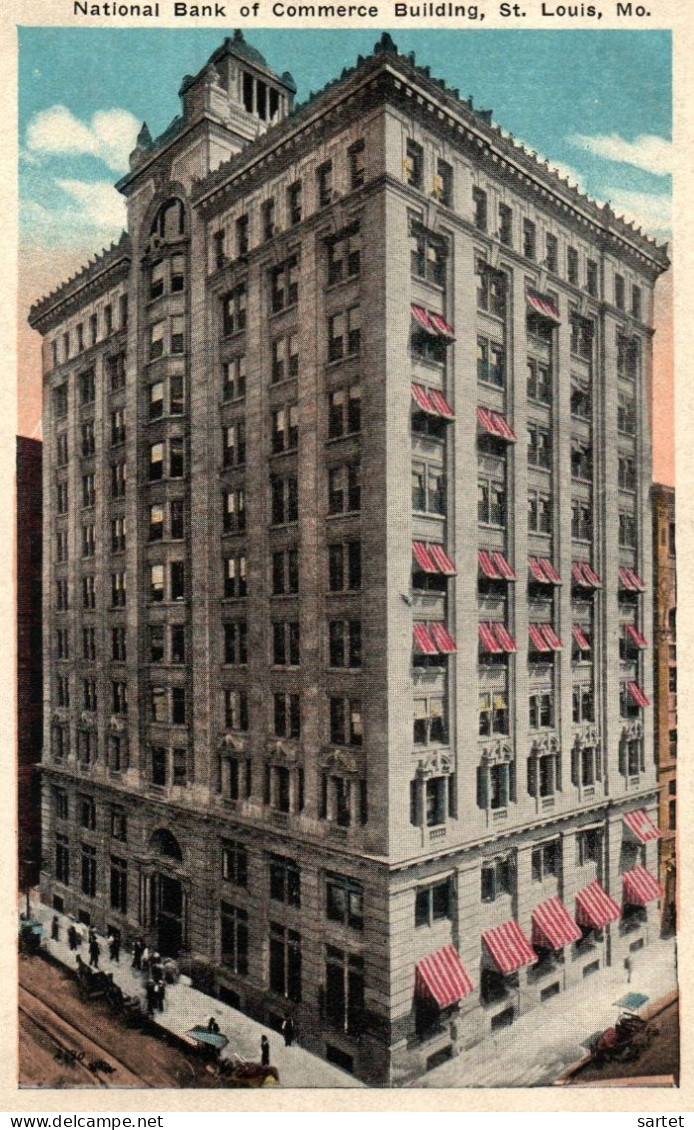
[226,29,268,69]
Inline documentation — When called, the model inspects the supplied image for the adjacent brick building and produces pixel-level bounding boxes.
[17,435,43,890]
[29,32,670,1083]
[652,483,676,933]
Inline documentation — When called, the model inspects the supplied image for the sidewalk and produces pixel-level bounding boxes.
[27,902,362,1089]
[414,936,678,1088]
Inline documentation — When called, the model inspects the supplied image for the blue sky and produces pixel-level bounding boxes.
[18,28,671,249]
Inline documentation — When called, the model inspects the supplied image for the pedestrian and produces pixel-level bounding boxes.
[624,955,633,984]
[89,936,100,969]
[141,945,150,974]
[109,933,120,962]
[260,1034,270,1067]
[145,978,156,1017]
[281,1015,294,1047]
[132,937,143,970]
[67,924,78,952]
[151,953,163,983]
[207,1016,220,1034]
[51,915,60,942]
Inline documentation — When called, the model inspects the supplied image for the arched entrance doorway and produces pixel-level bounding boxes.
[147,829,186,957]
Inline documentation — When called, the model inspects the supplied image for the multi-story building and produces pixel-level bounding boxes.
[30,32,670,1083]
[652,483,676,933]
[17,435,43,890]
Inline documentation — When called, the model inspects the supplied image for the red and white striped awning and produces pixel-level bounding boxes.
[429,544,456,575]
[413,623,437,655]
[482,920,537,974]
[619,567,646,593]
[626,624,649,649]
[575,881,621,929]
[572,625,591,651]
[628,681,651,708]
[411,383,437,414]
[478,622,502,653]
[542,624,563,650]
[493,623,517,653]
[428,389,455,419]
[476,407,517,442]
[478,550,515,580]
[411,304,436,333]
[572,561,602,588]
[531,897,582,951]
[429,312,456,341]
[412,541,437,573]
[416,945,473,1008]
[529,624,551,652]
[529,557,561,585]
[429,622,458,654]
[624,809,662,844]
[623,865,663,907]
[527,291,561,322]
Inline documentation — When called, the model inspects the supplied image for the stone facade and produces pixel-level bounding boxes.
[652,483,676,934]
[30,32,670,1084]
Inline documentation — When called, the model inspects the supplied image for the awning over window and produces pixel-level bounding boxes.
[623,865,663,907]
[624,809,662,844]
[428,389,455,419]
[411,383,437,414]
[628,681,651,708]
[479,622,516,653]
[542,625,563,650]
[413,623,437,655]
[619,567,646,592]
[529,624,551,653]
[412,541,437,573]
[416,945,473,1008]
[575,880,621,929]
[478,623,502,653]
[429,312,456,341]
[482,920,537,974]
[572,625,591,652]
[626,625,649,649]
[572,561,602,588]
[429,621,458,654]
[411,304,455,341]
[428,544,456,575]
[529,557,561,585]
[531,897,582,951]
[411,304,436,333]
[478,550,516,581]
[476,407,517,442]
[526,291,561,322]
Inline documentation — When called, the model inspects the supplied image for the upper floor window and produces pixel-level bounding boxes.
[434,159,452,206]
[328,541,361,592]
[328,464,361,514]
[618,391,637,435]
[404,139,423,189]
[473,186,488,232]
[151,197,186,240]
[615,274,625,310]
[523,219,536,260]
[54,384,68,419]
[528,490,552,534]
[222,421,247,468]
[478,476,506,527]
[481,858,512,902]
[271,333,299,383]
[529,692,554,729]
[527,358,552,404]
[619,510,637,549]
[223,356,246,401]
[236,214,249,258]
[528,424,552,469]
[287,181,302,226]
[262,198,276,242]
[223,284,247,336]
[271,406,298,454]
[586,260,598,296]
[327,873,364,930]
[349,140,366,190]
[570,317,593,360]
[271,255,299,313]
[79,368,96,406]
[271,475,299,525]
[317,160,334,207]
[498,203,513,247]
[327,228,361,286]
[567,247,579,286]
[413,462,446,516]
[631,285,642,320]
[328,385,361,438]
[545,232,558,273]
[411,228,445,286]
[571,500,592,541]
[478,337,505,388]
[328,307,360,362]
[476,262,506,318]
[415,879,452,927]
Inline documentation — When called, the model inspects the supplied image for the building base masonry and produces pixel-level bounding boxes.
[29,31,670,1085]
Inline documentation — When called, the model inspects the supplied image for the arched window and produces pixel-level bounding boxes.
[148,827,183,861]
[151,198,186,240]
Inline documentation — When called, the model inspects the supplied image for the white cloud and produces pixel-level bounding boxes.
[25,105,140,172]
[602,188,671,239]
[566,133,671,177]
[56,179,127,229]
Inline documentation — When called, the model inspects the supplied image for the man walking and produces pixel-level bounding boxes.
[67,923,78,952]
[109,933,120,962]
[260,1034,270,1067]
[89,934,100,969]
[281,1015,294,1047]
[51,915,60,942]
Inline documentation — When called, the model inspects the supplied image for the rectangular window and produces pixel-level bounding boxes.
[271,405,299,454]
[79,368,95,406]
[81,843,96,898]
[262,198,276,242]
[272,548,299,595]
[317,160,334,206]
[498,203,513,247]
[349,140,366,190]
[330,697,362,747]
[328,541,361,592]
[271,475,299,525]
[326,874,364,930]
[110,857,127,914]
[274,692,301,739]
[615,274,625,310]
[224,622,248,665]
[567,247,579,285]
[327,228,361,286]
[328,464,361,515]
[631,285,642,319]
[149,321,164,360]
[223,488,246,535]
[325,946,363,1034]
[411,229,445,286]
[328,306,360,361]
[586,260,598,296]
[476,262,506,318]
[545,232,558,273]
[220,902,249,975]
[149,563,165,603]
[222,841,248,887]
[287,181,302,226]
[271,255,299,313]
[272,621,300,667]
[328,385,361,438]
[328,620,362,669]
[269,923,302,1002]
[236,214,249,258]
[415,879,452,927]
[222,355,246,402]
[269,856,301,906]
[224,688,249,731]
[528,424,552,469]
[223,284,247,336]
[404,139,423,189]
[223,553,247,599]
[223,420,247,467]
[473,186,488,232]
[523,219,536,260]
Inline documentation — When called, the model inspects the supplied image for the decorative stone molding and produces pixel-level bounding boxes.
[621,721,644,742]
[530,733,560,757]
[52,709,69,725]
[79,711,96,730]
[573,724,600,750]
[264,739,299,763]
[479,740,513,765]
[416,750,453,778]
[219,732,247,755]
[108,715,127,734]
[320,748,361,776]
